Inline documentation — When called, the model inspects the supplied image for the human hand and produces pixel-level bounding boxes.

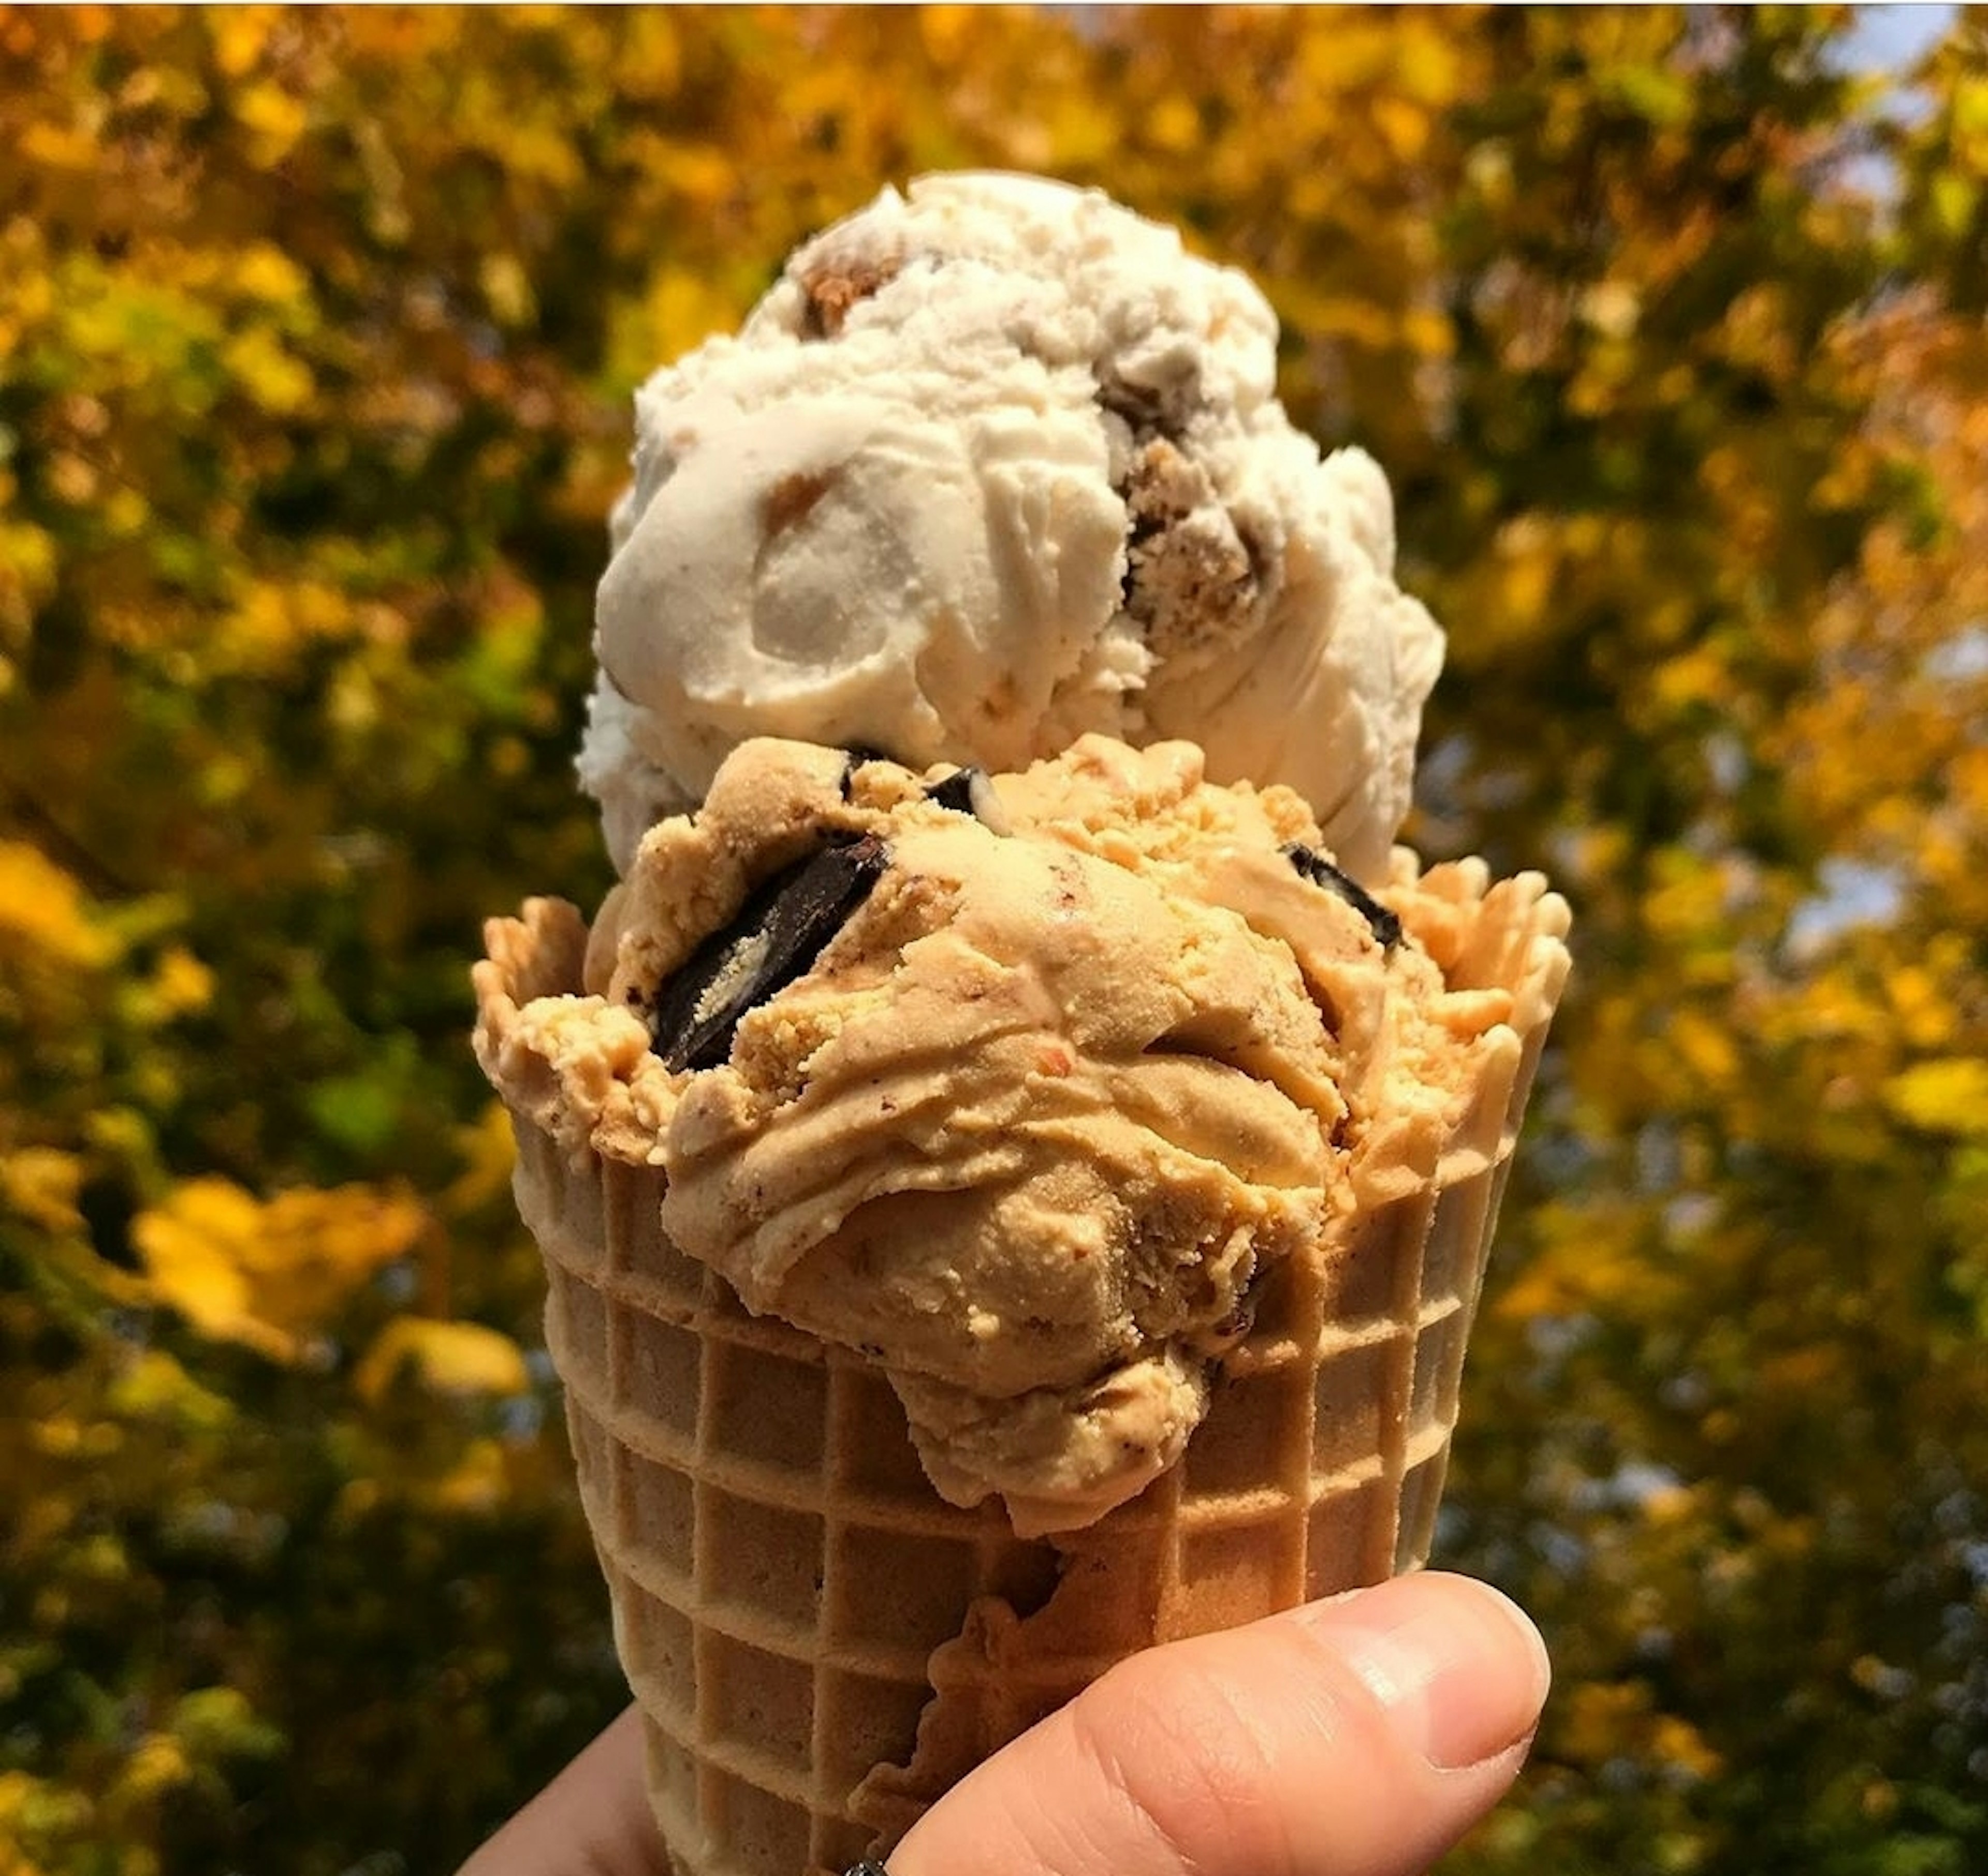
[457,1570,1550,1876]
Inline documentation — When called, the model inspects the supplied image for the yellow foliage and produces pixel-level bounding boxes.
[210,6,276,78]
[442,1102,521,1217]
[1306,293,1400,350]
[431,1436,510,1515]
[1145,92,1202,156]
[355,1317,531,1404]
[1399,304,1455,359]
[230,241,310,306]
[110,1736,191,1808]
[608,267,752,403]
[1489,515,1559,642]
[1642,852,1729,946]
[1885,962,1962,1050]
[215,577,363,674]
[1883,1058,1988,1138]
[101,1349,233,1434]
[0,845,118,969]
[221,325,314,413]
[30,1418,120,1462]
[0,518,59,644]
[1373,94,1431,163]
[232,78,308,165]
[19,117,98,171]
[1649,1715,1723,1782]
[1668,1009,1740,1093]
[0,1767,81,1874]
[1931,168,1979,238]
[133,1178,429,1362]
[1651,645,1732,712]
[1561,1678,1655,1763]
[146,946,214,1020]
[1640,1480,1701,1525]
[479,252,536,330]
[1493,1200,1666,1320]
[1,1148,85,1234]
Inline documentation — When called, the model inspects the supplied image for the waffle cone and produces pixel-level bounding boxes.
[479,856,1570,1876]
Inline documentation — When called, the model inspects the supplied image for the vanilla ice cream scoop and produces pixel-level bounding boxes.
[579,172,1443,883]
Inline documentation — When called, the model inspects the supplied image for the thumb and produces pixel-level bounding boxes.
[889,1572,1549,1876]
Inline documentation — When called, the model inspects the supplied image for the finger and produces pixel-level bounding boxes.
[456,1705,665,1876]
[890,1571,1551,1876]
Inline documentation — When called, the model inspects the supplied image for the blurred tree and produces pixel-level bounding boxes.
[1429,18,1988,1876]
[1,6,1982,1873]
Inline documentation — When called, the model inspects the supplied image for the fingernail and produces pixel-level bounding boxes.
[1311,1574,1552,1771]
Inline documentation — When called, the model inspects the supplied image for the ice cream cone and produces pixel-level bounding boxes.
[477,854,1570,1876]
[471,166,1573,1876]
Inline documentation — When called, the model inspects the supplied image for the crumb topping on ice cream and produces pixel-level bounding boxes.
[579,172,1444,885]
[477,735,1525,1534]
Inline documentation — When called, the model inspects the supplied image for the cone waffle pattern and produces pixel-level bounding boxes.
[491,861,1571,1876]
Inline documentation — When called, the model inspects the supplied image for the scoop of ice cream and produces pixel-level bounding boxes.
[479,735,1519,1535]
[580,172,1443,883]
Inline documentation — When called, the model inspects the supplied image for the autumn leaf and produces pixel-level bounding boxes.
[132,1177,427,1363]
[1883,1059,1988,1139]
[0,844,119,969]
[354,1316,531,1404]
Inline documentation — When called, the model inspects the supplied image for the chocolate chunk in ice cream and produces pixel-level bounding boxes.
[1283,841,1403,951]
[647,833,889,1071]
[838,746,893,798]
[923,764,1012,832]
